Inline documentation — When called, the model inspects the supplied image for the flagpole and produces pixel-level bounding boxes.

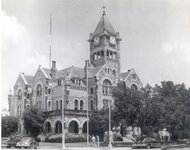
[85,10,89,146]
[49,13,52,68]
[86,60,89,146]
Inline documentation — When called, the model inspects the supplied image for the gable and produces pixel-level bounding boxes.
[33,66,48,87]
[122,69,143,88]
[14,74,26,90]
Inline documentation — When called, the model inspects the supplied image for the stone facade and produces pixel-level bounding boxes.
[8,11,143,135]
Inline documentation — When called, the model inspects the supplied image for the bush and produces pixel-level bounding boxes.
[1,116,19,137]
[45,133,87,143]
[113,132,123,141]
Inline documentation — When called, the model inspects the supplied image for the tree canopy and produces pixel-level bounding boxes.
[1,116,19,137]
[112,81,190,139]
[23,106,46,137]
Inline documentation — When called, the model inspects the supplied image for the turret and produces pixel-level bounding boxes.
[8,90,12,112]
[88,8,121,69]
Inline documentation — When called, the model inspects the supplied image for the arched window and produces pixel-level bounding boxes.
[102,79,112,95]
[90,100,94,110]
[60,100,62,110]
[56,101,59,110]
[94,53,97,60]
[80,100,84,110]
[47,100,52,111]
[36,84,42,96]
[113,53,116,59]
[103,99,109,109]
[74,100,78,110]
[55,121,62,134]
[68,120,79,133]
[131,84,138,91]
[17,105,21,116]
[18,90,22,100]
[26,104,30,110]
[45,122,52,133]
[113,69,116,76]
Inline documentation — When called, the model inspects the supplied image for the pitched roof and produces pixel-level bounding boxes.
[24,75,34,85]
[42,67,52,79]
[121,70,131,80]
[88,64,104,78]
[58,66,85,79]
[93,13,117,37]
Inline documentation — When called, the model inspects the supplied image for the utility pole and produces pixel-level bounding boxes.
[108,99,112,149]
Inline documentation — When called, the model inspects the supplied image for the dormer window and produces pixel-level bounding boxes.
[110,36,116,45]
[58,79,63,86]
[94,36,100,46]
[73,79,83,86]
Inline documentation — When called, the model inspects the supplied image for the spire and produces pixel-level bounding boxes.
[102,5,106,15]
[93,6,116,37]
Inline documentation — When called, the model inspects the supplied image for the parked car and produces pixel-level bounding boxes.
[6,135,22,148]
[16,137,39,149]
[1,137,9,148]
[132,143,149,149]
[142,137,161,148]
[161,145,190,150]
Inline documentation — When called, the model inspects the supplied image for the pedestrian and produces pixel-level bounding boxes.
[91,135,96,147]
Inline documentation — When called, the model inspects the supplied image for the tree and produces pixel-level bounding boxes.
[112,81,190,140]
[23,106,46,137]
[141,81,190,139]
[89,109,109,141]
[112,81,145,127]
[1,116,19,137]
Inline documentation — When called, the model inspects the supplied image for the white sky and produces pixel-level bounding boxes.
[1,0,190,109]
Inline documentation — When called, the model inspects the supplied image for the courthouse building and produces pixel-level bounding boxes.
[8,10,143,135]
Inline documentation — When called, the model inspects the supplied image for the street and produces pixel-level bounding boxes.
[2,148,161,150]
[2,142,161,150]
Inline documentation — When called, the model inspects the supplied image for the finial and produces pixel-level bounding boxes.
[102,5,106,15]
[8,90,12,96]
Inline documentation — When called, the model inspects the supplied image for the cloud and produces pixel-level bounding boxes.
[1,11,49,109]
[1,11,28,46]
[162,40,190,64]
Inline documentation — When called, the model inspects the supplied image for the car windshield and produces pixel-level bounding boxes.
[10,136,21,141]
[20,137,32,143]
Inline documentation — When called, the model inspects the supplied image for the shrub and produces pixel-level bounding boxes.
[1,116,19,137]
[45,133,87,143]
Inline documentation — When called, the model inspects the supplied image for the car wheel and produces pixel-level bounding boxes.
[30,144,36,149]
[7,146,10,148]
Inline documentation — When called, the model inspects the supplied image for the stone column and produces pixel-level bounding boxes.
[79,127,83,134]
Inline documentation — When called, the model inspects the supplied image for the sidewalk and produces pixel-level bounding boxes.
[38,147,132,150]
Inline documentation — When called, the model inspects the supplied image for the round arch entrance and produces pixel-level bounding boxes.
[68,120,79,134]
[45,122,52,133]
[131,84,138,91]
[55,121,62,134]
[82,121,87,133]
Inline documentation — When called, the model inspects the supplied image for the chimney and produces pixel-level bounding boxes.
[52,61,56,69]
[51,60,57,78]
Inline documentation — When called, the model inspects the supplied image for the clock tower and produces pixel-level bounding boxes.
[88,9,122,76]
